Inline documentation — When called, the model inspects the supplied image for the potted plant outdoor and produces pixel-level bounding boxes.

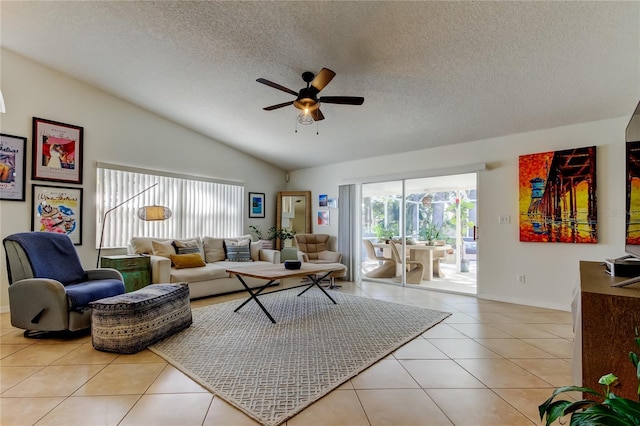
[539,331,640,425]
[373,223,397,244]
[420,223,442,245]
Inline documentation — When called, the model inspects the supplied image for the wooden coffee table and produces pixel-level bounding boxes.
[226,263,346,323]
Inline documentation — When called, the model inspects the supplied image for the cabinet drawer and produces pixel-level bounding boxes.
[101,256,149,272]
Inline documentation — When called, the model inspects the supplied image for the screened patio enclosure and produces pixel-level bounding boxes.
[360,173,477,294]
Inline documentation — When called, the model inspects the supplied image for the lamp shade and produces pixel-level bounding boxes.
[137,205,171,221]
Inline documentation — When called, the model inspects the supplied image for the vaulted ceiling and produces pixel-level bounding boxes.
[2,1,638,171]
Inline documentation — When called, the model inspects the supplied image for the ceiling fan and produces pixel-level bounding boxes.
[256,68,364,121]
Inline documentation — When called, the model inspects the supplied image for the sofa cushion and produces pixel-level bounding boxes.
[202,237,225,262]
[203,235,254,263]
[170,263,229,283]
[172,238,201,255]
[225,241,252,262]
[130,237,172,255]
[170,253,206,269]
[152,240,176,258]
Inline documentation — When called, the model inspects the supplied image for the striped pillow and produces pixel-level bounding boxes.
[173,239,201,255]
[224,239,252,262]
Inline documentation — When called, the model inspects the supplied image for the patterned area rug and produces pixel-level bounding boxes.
[149,287,450,426]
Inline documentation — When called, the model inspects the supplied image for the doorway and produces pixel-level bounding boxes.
[359,173,477,295]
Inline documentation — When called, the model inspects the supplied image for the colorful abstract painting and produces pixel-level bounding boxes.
[627,141,640,244]
[519,146,597,243]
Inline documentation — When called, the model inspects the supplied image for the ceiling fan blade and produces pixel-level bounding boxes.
[256,78,298,96]
[318,96,364,105]
[311,109,325,121]
[310,68,336,93]
[263,101,294,111]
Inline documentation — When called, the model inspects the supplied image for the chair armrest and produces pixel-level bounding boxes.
[149,255,171,283]
[318,251,342,263]
[258,249,281,264]
[8,278,68,330]
[86,268,124,281]
[298,252,310,262]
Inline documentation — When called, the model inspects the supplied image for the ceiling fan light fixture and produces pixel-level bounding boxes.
[297,112,314,125]
[293,98,319,111]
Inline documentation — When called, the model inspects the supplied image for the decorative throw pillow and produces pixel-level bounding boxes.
[224,239,252,262]
[202,237,225,262]
[225,245,252,262]
[131,237,172,255]
[172,239,201,255]
[170,253,206,269]
[152,240,176,258]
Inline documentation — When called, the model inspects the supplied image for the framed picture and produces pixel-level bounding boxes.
[319,194,328,207]
[0,133,27,201]
[32,117,84,184]
[318,210,330,226]
[518,145,597,243]
[249,192,265,218]
[31,184,83,245]
[328,198,338,209]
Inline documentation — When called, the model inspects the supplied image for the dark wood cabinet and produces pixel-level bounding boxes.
[101,255,151,293]
[579,261,640,399]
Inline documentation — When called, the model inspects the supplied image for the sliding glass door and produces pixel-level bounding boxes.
[359,173,477,294]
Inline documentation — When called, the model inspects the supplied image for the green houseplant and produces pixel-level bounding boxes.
[373,223,397,243]
[539,331,640,425]
[419,223,442,245]
[249,225,279,249]
[273,228,296,248]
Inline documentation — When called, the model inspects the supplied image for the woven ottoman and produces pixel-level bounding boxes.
[90,283,192,354]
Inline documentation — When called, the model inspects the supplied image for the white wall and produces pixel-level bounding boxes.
[289,117,628,311]
[0,49,286,311]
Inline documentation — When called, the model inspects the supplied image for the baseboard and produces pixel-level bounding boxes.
[476,292,570,312]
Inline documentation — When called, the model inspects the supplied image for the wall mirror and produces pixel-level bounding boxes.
[276,191,311,250]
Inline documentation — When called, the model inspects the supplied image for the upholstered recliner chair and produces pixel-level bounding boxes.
[3,232,125,337]
[294,233,343,288]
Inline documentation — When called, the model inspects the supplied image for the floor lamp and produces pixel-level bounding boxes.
[96,183,171,267]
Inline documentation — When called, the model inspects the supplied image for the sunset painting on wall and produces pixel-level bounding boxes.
[627,141,640,244]
[519,146,597,243]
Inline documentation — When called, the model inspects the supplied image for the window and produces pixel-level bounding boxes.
[96,163,243,249]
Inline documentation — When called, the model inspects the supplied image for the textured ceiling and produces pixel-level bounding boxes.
[2,1,639,171]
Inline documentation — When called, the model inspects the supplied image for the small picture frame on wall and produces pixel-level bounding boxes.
[249,192,265,218]
[32,117,84,184]
[0,133,27,201]
[319,194,328,207]
[31,184,83,245]
[318,210,330,226]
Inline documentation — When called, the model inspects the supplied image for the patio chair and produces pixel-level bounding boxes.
[389,241,424,284]
[362,239,396,278]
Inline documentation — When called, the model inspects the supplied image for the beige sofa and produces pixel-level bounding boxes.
[129,235,281,299]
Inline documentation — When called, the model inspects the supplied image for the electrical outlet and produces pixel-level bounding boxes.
[517,274,526,284]
[498,214,511,224]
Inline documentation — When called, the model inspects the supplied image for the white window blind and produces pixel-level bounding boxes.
[96,164,243,249]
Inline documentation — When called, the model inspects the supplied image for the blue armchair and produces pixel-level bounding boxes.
[3,232,125,337]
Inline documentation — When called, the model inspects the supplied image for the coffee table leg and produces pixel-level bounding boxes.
[298,271,337,304]
[234,276,277,323]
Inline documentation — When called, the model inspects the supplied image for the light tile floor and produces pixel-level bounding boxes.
[0,281,574,425]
